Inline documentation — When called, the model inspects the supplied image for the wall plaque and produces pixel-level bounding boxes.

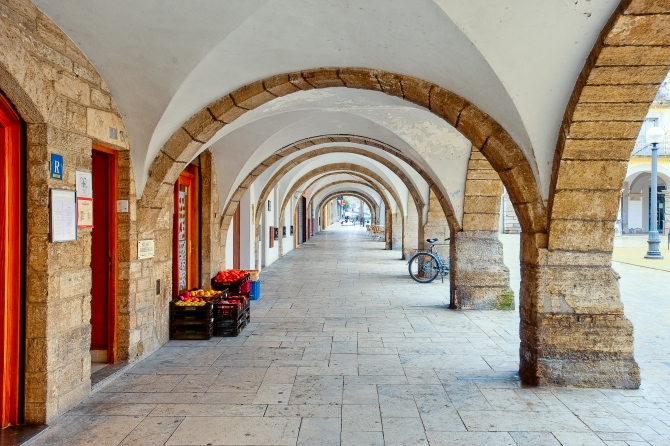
[138,240,155,259]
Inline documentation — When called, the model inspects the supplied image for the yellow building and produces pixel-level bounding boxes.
[621,90,670,235]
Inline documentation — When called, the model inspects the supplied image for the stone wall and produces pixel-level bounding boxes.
[0,0,134,422]
[0,0,226,422]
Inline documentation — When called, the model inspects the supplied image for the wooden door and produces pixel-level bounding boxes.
[90,147,117,363]
[173,167,198,295]
[0,95,22,427]
[233,205,240,269]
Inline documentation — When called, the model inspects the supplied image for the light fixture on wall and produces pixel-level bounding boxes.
[645,126,664,259]
[267,200,271,211]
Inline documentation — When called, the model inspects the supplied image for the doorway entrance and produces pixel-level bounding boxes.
[0,95,23,428]
[173,166,199,296]
[298,196,305,245]
[90,147,117,367]
[648,185,666,233]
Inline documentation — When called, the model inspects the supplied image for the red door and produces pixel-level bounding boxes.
[233,205,240,269]
[90,147,117,363]
[0,95,22,427]
[173,167,197,296]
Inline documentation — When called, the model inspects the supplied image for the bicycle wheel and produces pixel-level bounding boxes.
[408,252,440,283]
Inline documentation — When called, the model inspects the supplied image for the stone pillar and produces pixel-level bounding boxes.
[385,206,392,249]
[423,188,450,259]
[664,190,670,235]
[450,148,511,310]
[391,211,402,251]
[199,150,222,285]
[622,181,629,234]
[518,234,639,388]
[403,198,420,260]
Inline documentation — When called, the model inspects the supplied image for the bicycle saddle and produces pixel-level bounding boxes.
[426,238,438,243]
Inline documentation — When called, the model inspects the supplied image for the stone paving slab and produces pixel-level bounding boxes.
[31,227,670,445]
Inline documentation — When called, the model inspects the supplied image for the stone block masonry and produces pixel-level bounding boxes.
[450,148,511,310]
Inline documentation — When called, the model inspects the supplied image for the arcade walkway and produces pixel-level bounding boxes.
[32,226,670,446]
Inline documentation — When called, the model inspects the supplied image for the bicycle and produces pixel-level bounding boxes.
[408,238,450,283]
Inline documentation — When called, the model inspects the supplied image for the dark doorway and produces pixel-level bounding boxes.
[298,196,305,244]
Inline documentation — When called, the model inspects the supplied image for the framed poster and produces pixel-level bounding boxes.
[77,197,93,228]
[50,189,77,242]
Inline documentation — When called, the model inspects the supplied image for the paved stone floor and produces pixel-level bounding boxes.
[31,226,670,446]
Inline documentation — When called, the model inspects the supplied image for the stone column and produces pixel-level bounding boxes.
[664,190,670,235]
[450,148,511,310]
[391,211,402,252]
[385,207,393,250]
[518,234,639,388]
[423,188,450,259]
[622,181,629,234]
[403,198,420,260]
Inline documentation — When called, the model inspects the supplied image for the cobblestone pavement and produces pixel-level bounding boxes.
[32,226,670,445]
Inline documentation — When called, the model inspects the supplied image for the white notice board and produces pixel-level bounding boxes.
[50,189,77,242]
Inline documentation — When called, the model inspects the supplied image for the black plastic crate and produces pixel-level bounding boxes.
[214,314,249,337]
[214,310,249,328]
[170,318,214,327]
[214,296,249,321]
[211,274,250,294]
[170,321,213,340]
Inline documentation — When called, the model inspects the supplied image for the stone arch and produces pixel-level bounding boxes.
[309,180,383,217]
[217,134,459,234]
[140,69,545,238]
[316,191,379,227]
[279,165,406,230]
[253,146,425,230]
[290,173,395,251]
[255,163,406,268]
[309,181,386,227]
[522,0,669,388]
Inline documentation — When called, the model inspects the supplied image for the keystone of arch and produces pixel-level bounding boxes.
[139,68,545,236]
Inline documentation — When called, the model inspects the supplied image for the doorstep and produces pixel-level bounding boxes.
[0,424,47,446]
[91,361,135,392]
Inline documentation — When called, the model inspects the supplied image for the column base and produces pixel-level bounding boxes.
[519,313,640,389]
[450,231,512,310]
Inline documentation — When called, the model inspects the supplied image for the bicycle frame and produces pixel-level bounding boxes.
[408,242,450,282]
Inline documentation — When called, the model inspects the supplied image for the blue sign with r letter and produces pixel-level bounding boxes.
[50,153,63,180]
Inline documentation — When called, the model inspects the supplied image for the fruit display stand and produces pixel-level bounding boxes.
[169,289,226,340]
[211,270,253,337]
[213,294,250,337]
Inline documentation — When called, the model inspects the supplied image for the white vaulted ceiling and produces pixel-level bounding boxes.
[34,0,619,200]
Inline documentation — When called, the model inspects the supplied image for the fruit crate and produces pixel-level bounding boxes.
[211,274,250,294]
[169,319,214,340]
[214,312,250,337]
[213,295,249,321]
[169,300,214,322]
